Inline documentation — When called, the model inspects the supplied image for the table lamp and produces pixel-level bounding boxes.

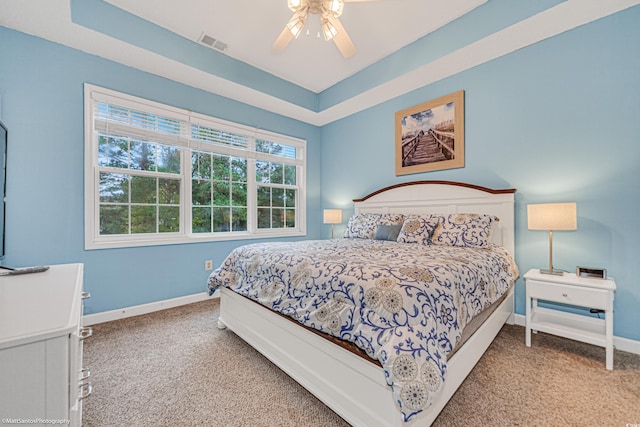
[527,202,577,275]
[323,209,342,239]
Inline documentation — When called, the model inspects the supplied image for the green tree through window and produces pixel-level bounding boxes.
[192,152,248,233]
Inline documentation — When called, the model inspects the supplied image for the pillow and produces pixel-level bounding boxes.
[343,213,382,239]
[397,215,440,245]
[379,213,405,226]
[343,213,405,239]
[431,214,498,248]
[373,224,403,241]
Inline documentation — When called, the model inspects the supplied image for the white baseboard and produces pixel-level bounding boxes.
[513,314,640,356]
[83,291,216,326]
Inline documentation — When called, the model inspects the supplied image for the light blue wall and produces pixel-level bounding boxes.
[321,7,640,341]
[1,4,638,342]
[0,27,322,315]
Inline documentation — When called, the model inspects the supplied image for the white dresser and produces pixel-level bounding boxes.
[0,263,91,426]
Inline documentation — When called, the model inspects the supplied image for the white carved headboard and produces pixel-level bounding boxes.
[353,181,516,258]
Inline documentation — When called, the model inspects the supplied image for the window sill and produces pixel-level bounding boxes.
[85,229,307,250]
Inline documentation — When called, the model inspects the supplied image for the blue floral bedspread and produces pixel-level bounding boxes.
[207,239,519,422]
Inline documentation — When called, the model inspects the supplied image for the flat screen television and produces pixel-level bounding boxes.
[0,120,6,260]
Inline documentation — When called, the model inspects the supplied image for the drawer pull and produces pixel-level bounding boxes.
[79,382,93,400]
[562,293,568,297]
[82,291,91,300]
[79,368,91,381]
[79,327,93,340]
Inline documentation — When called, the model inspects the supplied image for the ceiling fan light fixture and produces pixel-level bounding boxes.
[286,11,307,38]
[274,0,357,58]
[321,17,338,41]
[288,0,303,12]
[328,0,344,18]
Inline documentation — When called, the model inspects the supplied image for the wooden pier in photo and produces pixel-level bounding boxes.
[401,121,455,166]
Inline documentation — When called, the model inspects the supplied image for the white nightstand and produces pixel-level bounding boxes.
[524,269,616,370]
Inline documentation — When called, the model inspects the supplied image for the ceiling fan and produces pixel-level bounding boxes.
[272,0,377,59]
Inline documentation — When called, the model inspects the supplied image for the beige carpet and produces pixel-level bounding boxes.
[83,298,640,426]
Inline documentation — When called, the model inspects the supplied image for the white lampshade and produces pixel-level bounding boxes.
[527,202,577,275]
[288,0,302,12]
[286,10,307,38]
[321,17,338,41]
[329,0,344,17]
[323,209,342,224]
[527,203,577,231]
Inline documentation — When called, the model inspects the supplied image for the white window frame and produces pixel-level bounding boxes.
[84,84,307,250]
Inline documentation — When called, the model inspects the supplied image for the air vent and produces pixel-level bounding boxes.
[198,33,228,52]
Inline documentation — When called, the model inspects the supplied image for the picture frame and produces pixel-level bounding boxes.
[395,90,465,176]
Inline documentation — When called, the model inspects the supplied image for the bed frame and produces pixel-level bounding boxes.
[217,181,516,426]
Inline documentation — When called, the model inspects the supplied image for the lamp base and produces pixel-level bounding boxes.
[539,268,564,276]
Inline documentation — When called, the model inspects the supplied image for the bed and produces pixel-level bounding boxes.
[207,181,518,426]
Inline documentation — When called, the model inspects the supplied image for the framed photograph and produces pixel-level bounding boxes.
[395,90,465,176]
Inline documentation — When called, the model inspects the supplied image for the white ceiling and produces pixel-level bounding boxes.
[103,0,486,93]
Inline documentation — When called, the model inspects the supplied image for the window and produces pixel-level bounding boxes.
[84,84,306,249]
[255,139,299,230]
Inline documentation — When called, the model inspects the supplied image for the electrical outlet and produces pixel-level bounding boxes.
[205,260,213,270]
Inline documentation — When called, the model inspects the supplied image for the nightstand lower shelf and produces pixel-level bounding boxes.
[529,307,607,348]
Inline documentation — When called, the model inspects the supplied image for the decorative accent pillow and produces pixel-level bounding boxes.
[397,215,440,245]
[379,213,405,226]
[343,213,382,239]
[431,214,498,248]
[373,224,403,241]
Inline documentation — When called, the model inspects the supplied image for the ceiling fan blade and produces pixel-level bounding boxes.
[272,26,295,53]
[273,8,310,53]
[327,15,356,58]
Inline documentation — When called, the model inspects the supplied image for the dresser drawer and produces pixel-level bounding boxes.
[527,279,609,309]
